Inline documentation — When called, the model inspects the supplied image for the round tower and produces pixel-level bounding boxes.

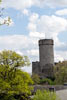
[39,39,54,71]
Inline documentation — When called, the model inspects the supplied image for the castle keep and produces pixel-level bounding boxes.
[32,39,54,78]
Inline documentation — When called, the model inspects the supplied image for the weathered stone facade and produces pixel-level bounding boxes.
[32,39,54,78]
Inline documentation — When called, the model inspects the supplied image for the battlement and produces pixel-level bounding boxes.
[39,39,54,46]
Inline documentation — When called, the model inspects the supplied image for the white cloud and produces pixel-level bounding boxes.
[29,13,39,22]
[27,49,39,56]
[54,52,64,62]
[55,51,67,62]
[0,35,33,50]
[16,50,23,55]
[29,32,45,38]
[43,0,67,7]
[1,0,67,13]
[22,66,32,74]
[2,0,33,9]
[28,13,39,32]
[56,9,67,16]
[37,15,67,38]
[28,23,37,32]
[0,35,39,61]
[28,13,67,39]
[0,18,4,25]
[22,9,29,16]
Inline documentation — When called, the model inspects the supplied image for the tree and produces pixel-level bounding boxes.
[0,50,30,68]
[54,61,67,84]
[32,90,60,100]
[0,67,33,100]
[0,50,33,100]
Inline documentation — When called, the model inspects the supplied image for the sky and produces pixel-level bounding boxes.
[0,0,67,73]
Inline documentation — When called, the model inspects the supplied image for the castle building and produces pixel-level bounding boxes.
[32,39,54,78]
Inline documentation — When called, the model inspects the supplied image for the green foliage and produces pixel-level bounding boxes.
[0,50,30,67]
[0,65,33,99]
[0,94,16,100]
[32,74,40,84]
[0,0,1,3]
[32,90,60,100]
[0,50,33,100]
[54,61,67,84]
[40,78,55,85]
[31,74,55,85]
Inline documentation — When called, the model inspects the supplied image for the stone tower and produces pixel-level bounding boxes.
[32,39,54,78]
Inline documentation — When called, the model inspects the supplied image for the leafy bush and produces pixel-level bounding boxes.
[40,78,55,85]
[54,61,67,84]
[32,90,60,100]
[0,94,16,100]
[32,74,40,84]
[0,67,33,100]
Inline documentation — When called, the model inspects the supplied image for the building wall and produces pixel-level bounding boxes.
[32,62,40,74]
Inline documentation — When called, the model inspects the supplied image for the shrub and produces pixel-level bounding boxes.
[40,78,55,85]
[32,90,60,100]
[32,74,40,84]
[54,61,67,84]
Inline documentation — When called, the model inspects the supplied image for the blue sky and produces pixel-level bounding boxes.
[0,0,67,73]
